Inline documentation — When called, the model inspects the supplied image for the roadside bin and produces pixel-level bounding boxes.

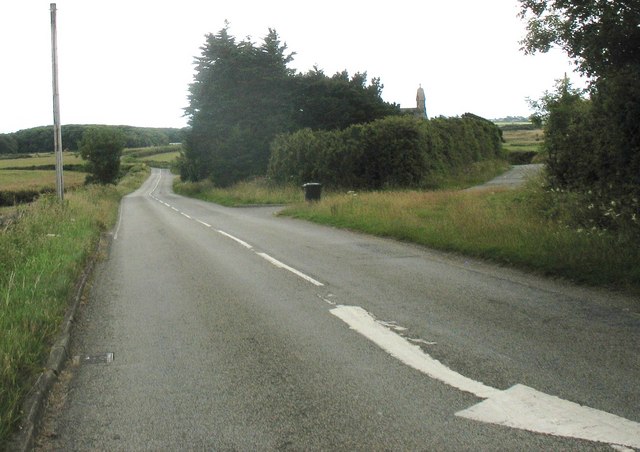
[302,183,322,202]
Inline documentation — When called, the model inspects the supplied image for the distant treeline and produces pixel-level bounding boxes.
[268,114,503,189]
[0,125,187,154]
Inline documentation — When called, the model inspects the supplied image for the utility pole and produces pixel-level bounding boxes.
[50,3,64,201]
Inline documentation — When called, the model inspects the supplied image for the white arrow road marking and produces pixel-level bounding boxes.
[147,171,637,448]
[330,305,498,399]
[330,304,640,450]
[456,384,640,449]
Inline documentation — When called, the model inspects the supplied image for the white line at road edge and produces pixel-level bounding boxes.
[330,305,640,450]
[113,202,124,241]
[257,252,324,287]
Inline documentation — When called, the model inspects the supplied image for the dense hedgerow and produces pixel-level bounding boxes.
[532,71,640,239]
[267,114,503,189]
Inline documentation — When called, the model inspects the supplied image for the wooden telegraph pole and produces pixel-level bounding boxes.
[50,3,64,201]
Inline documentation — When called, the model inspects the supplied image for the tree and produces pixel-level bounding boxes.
[0,134,18,154]
[520,0,640,188]
[522,1,640,234]
[293,69,400,131]
[181,24,400,186]
[529,75,593,187]
[519,0,640,78]
[78,127,125,184]
[182,25,296,185]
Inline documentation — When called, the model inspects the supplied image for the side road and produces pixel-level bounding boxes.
[465,164,544,191]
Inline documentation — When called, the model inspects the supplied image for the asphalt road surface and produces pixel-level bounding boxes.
[37,169,639,451]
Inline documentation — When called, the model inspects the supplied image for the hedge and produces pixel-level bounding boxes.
[268,114,503,189]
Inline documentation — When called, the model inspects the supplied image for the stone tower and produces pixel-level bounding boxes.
[416,84,427,119]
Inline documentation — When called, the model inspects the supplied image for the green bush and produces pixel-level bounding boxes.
[268,114,503,189]
[534,71,640,238]
[78,128,125,184]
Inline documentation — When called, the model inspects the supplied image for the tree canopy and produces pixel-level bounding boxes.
[180,24,399,185]
[0,125,183,155]
[519,0,640,78]
[521,0,640,236]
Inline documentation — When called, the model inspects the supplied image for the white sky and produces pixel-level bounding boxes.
[0,0,585,134]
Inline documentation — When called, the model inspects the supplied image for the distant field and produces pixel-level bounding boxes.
[0,170,86,192]
[502,128,543,153]
[0,152,83,169]
[123,144,182,157]
[140,151,180,162]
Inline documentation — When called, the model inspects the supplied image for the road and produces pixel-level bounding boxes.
[37,168,639,450]
[465,164,544,191]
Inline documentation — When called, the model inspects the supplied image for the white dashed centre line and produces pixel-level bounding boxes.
[256,252,324,287]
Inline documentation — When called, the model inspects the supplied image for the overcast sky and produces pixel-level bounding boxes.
[0,0,585,134]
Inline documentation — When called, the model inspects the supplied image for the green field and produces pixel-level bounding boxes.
[140,151,180,162]
[0,170,86,192]
[0,152,83,169]
[501,128,544,153]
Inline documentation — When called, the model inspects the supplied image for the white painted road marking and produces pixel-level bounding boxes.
[216,230,253,249]
[147,172,324,288]
[330,304,640,450]
[148,171,162,196]
[457,384,640,449]
[113,202,124,241]
[256,252,324,287]
[330,305,498,399]
[148,170,639,449]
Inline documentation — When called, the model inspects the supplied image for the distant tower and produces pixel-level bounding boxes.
[416,84,428,119]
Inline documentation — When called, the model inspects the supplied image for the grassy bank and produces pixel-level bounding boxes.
[280,185,640,291]
[0,165,149,445]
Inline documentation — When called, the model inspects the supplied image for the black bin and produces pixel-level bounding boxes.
[302,183,322,202]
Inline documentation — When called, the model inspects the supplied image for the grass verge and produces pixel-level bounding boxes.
[173,160,509,207]
[280,184,640,292]
[0,164,149,445]
[174,178,304,206]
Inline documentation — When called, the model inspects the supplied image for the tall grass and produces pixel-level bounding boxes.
[174,178,304,206]
[281,184,640,291]
[0,165,149,445]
